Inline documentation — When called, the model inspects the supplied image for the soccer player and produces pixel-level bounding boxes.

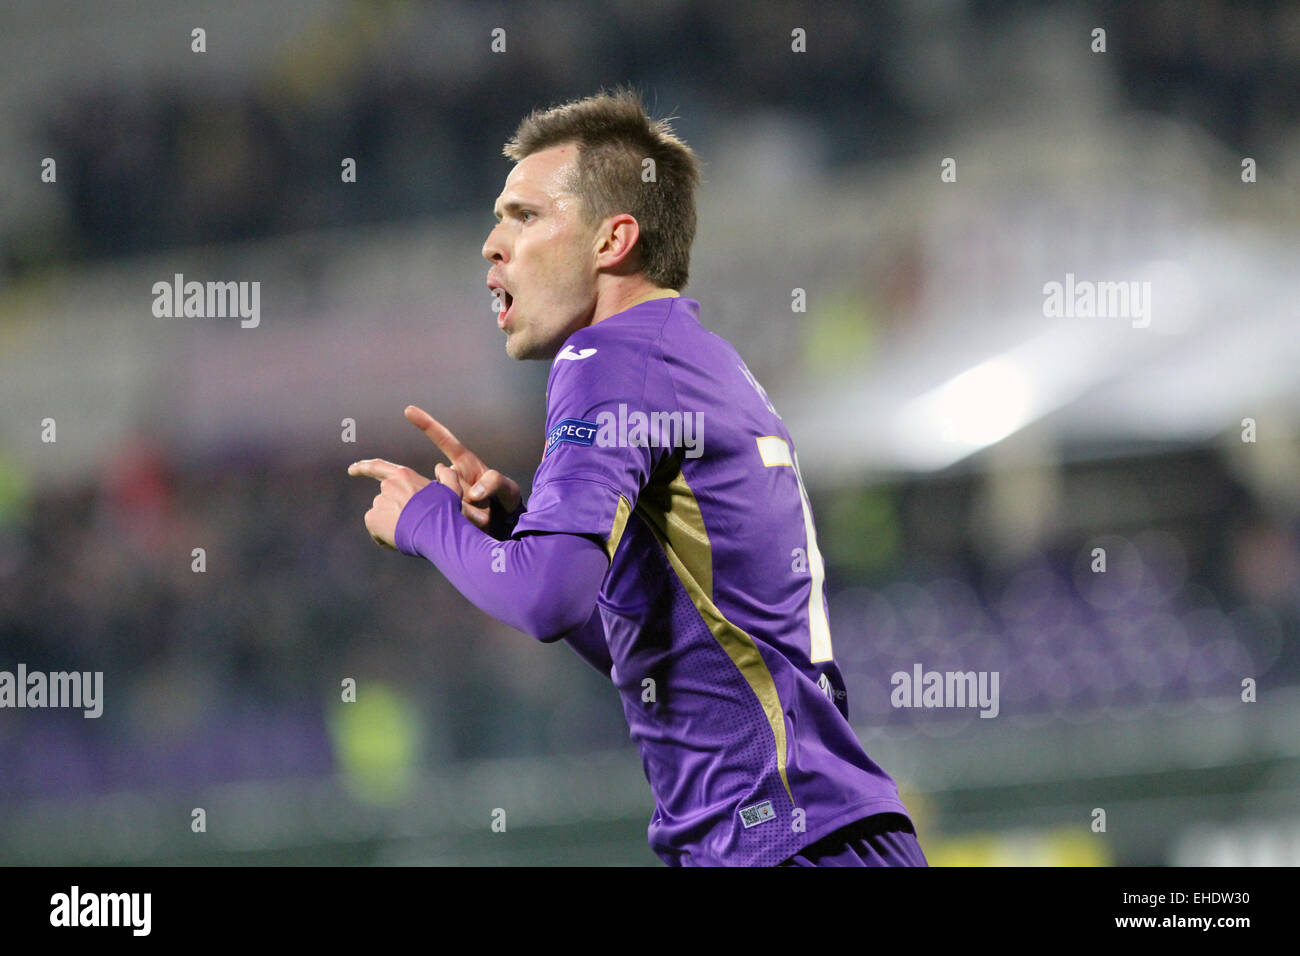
[348,88,926,867]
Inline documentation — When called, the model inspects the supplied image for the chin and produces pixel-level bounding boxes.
[506,329,560,361]
[505,335,540,361]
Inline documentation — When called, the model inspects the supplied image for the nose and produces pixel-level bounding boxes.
[482,223,507,264]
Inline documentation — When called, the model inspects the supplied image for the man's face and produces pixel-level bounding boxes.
[483,143,599,360]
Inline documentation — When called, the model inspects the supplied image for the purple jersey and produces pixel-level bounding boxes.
[512,292,911,866]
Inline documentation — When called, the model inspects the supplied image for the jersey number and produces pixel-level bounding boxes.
[738,362,833,662]
[755,434,833,663]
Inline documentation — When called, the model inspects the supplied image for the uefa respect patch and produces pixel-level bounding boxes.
[545,418,598,457]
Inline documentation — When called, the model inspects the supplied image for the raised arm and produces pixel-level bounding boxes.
[403,405,524,540]
[347,407,615,664]
[392,480,608,643]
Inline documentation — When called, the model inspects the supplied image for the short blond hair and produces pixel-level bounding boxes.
[503,86,702,290]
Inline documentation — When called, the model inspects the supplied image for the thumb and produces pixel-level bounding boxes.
[434,463,463,495]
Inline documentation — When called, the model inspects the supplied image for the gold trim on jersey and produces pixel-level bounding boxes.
[635,464,794,804]
[606,494,632,561]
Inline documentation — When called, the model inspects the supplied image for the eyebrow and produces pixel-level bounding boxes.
[493,199,538,221]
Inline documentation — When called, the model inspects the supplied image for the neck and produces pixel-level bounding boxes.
[590,278,680,325]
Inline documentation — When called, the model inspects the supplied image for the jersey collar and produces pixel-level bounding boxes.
[622,288,680,310]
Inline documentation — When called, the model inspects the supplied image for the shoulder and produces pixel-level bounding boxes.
[545,335,648,411]
[546,299,687,407]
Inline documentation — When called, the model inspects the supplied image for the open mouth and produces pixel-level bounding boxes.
[488,276,515,328]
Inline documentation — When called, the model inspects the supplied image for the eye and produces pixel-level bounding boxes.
[520,209,536,222]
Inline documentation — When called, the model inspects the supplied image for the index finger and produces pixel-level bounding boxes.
[347,458,404,481]
[405,406,488,488]
[405,405,467,463]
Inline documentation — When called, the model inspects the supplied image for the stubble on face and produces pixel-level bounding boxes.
[488,146,599,361]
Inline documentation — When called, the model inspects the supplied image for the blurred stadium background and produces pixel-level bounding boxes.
[2,0,1299,866]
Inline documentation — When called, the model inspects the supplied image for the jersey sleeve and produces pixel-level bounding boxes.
[512,341,669,557]
[394,480,608,643]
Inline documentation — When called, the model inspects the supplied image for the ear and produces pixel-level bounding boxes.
[594,213,641,271]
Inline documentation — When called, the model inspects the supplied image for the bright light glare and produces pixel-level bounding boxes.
[897,357,1036,467]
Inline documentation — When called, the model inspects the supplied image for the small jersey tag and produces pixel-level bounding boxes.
[739,799,776,828]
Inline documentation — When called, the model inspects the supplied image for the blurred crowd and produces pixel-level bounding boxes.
[3,0,1299,812]
[1,440,1295,801]
[9,0,1300,278]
